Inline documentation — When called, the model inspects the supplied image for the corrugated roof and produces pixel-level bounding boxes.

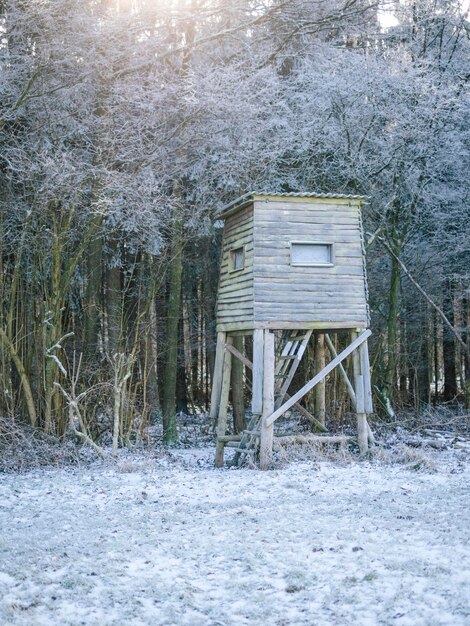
[215,191,367,218]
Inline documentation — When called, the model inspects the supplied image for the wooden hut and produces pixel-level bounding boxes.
[210,192,373,468]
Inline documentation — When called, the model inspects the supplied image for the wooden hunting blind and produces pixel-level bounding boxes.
[210,193,374,468]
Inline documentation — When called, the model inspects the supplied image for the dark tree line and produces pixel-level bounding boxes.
[0,0,469,445]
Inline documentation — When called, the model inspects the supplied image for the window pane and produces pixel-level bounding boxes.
[232,247,244,270]
[291,243,332,265]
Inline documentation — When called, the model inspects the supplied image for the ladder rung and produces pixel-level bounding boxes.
[227,444,254,453]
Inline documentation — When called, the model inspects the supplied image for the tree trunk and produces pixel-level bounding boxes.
[146,297,160,416]
[399,312,408,406]
[83,232,103,361]
[162,220,183,444]
[176,318,188,414]
[416,305,431,409]
[443,279,457,401]
[106,240,122,355]
[433,309,440,404]
[182,300,194,410]
[0,328,37,427]
[386,253,400,395]
[464,292,470,409]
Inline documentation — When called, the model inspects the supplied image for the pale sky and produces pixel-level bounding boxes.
[378,1,470,30]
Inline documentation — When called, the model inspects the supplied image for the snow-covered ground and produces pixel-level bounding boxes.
[0,447,469,626]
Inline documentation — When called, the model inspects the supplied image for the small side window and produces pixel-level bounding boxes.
[291,242,333,266]
[230,246,245,271]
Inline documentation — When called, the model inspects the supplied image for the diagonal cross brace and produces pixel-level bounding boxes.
[225,340,327,432]
[325,333,356,408]
[266,329,372,427]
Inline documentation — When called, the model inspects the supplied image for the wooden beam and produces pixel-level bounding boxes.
[217,434,241,443]
[275,434,353,446]
[214,338,233,467]
[283,391,328,432]
[325,333,356,408]
[252,329,264,414]
[252,321,368,331]
[209,332,226,426]
[225,342,253,370]
[359,339,373,414]
[266,330,372,427]
[359,339,375,445]
[260,330,275,469]
[355,374,368,454]
[352,329,368,454]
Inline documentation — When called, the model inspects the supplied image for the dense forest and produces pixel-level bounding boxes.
[0,0,469,448]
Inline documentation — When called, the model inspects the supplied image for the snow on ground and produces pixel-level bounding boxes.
[0,448,469,626]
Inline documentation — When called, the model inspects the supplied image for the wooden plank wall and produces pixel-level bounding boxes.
[252,199,369,327]
[216,204,254,330]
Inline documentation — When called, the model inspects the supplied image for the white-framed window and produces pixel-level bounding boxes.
[290,242,334,266]
[230,246,245,271]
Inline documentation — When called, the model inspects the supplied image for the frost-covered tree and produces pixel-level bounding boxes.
[1,0,468,445]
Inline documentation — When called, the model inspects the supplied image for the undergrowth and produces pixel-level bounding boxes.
[0,416,84,473]
[1,404,469,473]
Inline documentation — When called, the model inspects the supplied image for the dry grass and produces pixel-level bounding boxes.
[274,439,355,467]
[273,439,439,472]
[372,404,470,436]
[0,415,86,473]
[2,405,467,474]
[371,443,438,472]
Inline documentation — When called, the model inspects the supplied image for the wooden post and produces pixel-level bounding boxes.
[355,374,368,453]
[359,339,375,445]
[260,330,275,470]
[314,332,326,427]
[352,331,368,454]
[209,332,226,427]
[252,329,264,415]
[231,335,246,433]
[214,337,233,468]
[359,340,373,414]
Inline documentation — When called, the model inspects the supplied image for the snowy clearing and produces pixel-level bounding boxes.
[1,448,469,626]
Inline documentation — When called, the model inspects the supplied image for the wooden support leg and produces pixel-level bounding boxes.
[314,332,326,427]
[359,340,373,414]
[209,332,226,428]
[214,337,233,468]
[252,329,264,415]
[260,330,275,470]
[355,374,368,454]
[352,331,368,454]
[359,339,375,445]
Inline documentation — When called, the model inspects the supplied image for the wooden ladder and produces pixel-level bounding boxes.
[274,330,313,408]
[228,330,313,466]
[228,414,261,466]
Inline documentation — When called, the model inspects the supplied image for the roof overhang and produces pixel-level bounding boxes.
[215,191,368,220]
